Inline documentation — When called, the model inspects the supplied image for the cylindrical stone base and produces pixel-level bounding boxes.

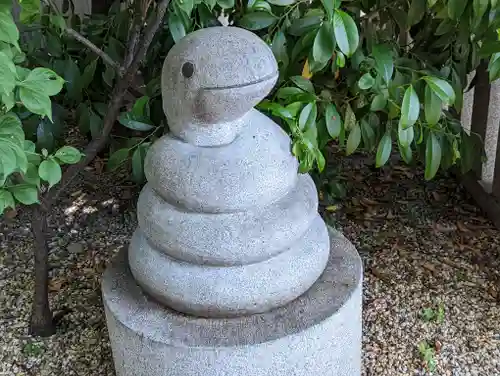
[102,228,363,376]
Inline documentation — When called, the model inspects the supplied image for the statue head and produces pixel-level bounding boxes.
[161,26,279,145]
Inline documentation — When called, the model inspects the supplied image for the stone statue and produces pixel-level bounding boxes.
[102,26,362,376]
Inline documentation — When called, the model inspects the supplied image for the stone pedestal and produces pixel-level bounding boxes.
[102,26,363,376]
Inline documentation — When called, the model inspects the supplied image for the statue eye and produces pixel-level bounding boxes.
[181,62,195,78]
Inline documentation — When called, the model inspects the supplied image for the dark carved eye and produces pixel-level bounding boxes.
[181,62,195,78]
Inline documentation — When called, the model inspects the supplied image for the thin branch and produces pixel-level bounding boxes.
[42,0,172,207]
[43,0,123,74]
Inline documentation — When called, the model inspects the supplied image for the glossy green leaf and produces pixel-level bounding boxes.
[0,11,19,47]
[38,158,61,188]
[358,73,375,89]
[408,0,426,27]
[399,85,420,129]
[315,148,326,171]
[0,141,16,176]
[9,185,38,205]
[372,44,394,84]
[19,87,52,120]
[333,10,359,57]
[325,103,342,138]
[63,59,81,100]
[370,94,387,111]
[336,51,345,67]
[288,15,323,36]
[118,113,155,131]
[398,121,414,147]
[448,0,467,20]
[376,132,392,167]
[132,144,149,183]
[473,0,489,27]
[423,76,455,105]
[54,146,82,164]
[22,68,65,96]
[277,87,305,99]
[360,119,375,150]
[1,90,14,111]
[344,103,356,130]
[238,11,277,30]
[489,53,500,81]
[313,22,336,63]
[321,0,334,20]
[425,132,442,180]
[424,85,442,125]
[298,102,317,130]
[0,189,15,213]
[19,0,41,23]
[169,12,186,42]
[291,76,315,93]
[399,141,413,164]
[0,51,17,94]
[132,96,150,117]
[0,113,24,146]
[346,123,361,155]
[217,0,235,8]
[271,31,289,69]
[107,148,129,171]
[267,0,295,5]
[22,163,40,187]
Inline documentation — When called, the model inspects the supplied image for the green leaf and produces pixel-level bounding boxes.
[288,15,323,36]
[49,14,66,34]
[408,0,426,27]
[360,119,375,150]
[19,86,52,120]
[2,90,14,111]
[0,51,17,94]
[178,0,194,13]
[0,113,24,147]
[22,68,65,96]
[291,76,315,93]
[298,102,317,130]
[398,121,414,147]
[448,0,467,20]
[473,0,489,27]
[423,76,455,105]
[424,85,442,126]
[325,103,342,138]
[0,189,15,213]
[372,44,394,84]
[19,0,41,24]
[344,103,356,130]
[0,11,19,47]
[22,163,40,187]
[313,22,335,63]
[217,0,235,8]
[489,53,500,82]
[107,148,129,171]
[0,141,16,176]
[425,132,442,180]
[132,96,150,118]
[38,158,61,188]
[346,123,361,155]
[76,102,90,133]
[333,10,359,57]
[238,11,277,30]
[267,0,295,5]
[399,85,420,129]
[81,59,97,90]
[321,0,334,20]
[371,94,387,111]
[435,19,454,35]
[277,86,304,99]
[169,12,186,42]
[358,73,375,89]
[376,132,392,167]
[271,31,289,69]
[399,141,413,164]
[118,112,155,131]
[9,185,38,205]
[132,144,149,183]
[336,51,345,67]
[54,146,82,164]
[315,148,326,171]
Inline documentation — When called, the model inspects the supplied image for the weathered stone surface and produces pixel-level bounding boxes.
[128,215,329,317]
[144,109,298,214]
[161,27,278,146]
[137,173,317,265]
[103,228,362,376]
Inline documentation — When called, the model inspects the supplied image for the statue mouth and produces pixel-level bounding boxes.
[201,72,278,92]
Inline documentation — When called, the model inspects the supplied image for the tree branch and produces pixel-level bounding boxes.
[43,0,123,74]
[42,0,172,207]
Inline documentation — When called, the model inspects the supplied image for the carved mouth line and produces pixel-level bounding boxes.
[201,72,278,91]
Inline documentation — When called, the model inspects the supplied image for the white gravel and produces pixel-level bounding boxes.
[1,159,499,376]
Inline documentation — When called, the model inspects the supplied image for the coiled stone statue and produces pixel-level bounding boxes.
[102,26,363,376]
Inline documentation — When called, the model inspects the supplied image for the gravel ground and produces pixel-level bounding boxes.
[1,152,499,376]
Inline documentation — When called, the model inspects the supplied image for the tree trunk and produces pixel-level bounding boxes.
[29,206,55,337]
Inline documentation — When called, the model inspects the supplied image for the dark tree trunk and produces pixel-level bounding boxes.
[29,206,55,337]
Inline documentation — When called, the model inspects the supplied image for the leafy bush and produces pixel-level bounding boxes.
[0,1,82,214]
[1,0,500,216]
